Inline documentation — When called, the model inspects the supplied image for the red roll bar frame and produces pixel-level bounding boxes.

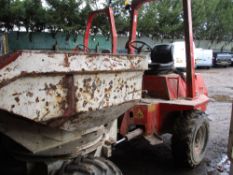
[128,0,196,99]
[84,7,118,54]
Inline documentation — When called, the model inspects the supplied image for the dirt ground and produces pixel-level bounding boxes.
[201,67,233,175]
[111,67,233,175]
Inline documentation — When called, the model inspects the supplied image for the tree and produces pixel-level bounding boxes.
[191,0,206,40]
[138,0,183,40]
[23,0,47,32]
[45,0,83,32]
[10,0,25,31]
[0,0,15,31]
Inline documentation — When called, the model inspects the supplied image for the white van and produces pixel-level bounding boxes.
[172,41,196,69]
[195,48,213,68]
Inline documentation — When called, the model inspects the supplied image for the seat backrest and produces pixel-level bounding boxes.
[151,44,173,64]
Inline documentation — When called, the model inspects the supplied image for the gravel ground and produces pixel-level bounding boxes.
[200,67,233,175]
[111,67,233,175]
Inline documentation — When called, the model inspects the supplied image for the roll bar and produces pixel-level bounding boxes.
[84,7,118,54]
[127,0,196,99]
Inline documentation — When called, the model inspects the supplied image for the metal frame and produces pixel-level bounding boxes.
[128,0,154,55]
[127,0,196,99]
[120,0,208,136]
[183,0,196,98]
[84,7,118,54]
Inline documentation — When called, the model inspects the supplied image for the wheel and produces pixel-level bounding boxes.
[53,157,122,175]
[127,40,152,54]
[172,110,209,168]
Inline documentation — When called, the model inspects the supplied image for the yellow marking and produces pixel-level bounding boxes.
[136,109,144,119]
[124,0,130,6]
[148,105,156,113]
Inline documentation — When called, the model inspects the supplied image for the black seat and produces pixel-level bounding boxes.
[147,44,174,74]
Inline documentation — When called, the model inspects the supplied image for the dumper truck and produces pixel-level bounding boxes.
[0,0,209,174]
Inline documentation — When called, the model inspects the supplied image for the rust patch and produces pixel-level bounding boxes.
[49,83,57,91]
[46,101,49,107]
[6,67,12,72]
[64,54,70,67]
[35,97,39,103]
[62,75,76,117]
[83,100,88,108]
[43,83,58,95]
[26,91,33,97]
[83,78,93,97]
[47,52,55,58]
[15,97,20,103]
[12,92,22,96]
[20,71,29,76]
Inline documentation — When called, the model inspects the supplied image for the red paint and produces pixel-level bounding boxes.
[120,0,208,136]
[63,75,76,117]
[128,0,155,54]
[183,0,196,98]
[142,74,206,100]
[84,7,117,54]
[0,51,22,69]
[120,93,208,135]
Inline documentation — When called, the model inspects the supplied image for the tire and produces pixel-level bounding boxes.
[172,110,209,168]
[53,157,122,175]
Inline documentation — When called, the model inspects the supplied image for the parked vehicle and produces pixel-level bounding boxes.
[213,52,232,67]
[0,7,147,175]
[195,48,213,68]
[172,41,196,69]
[150,41,196,70]
[122,0,209,169]
[230,53,233,66]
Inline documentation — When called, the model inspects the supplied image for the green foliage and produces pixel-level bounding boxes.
[191,0,206,39]
[23,0,47,32]
[0,0,232,42]
[138,0,183,40]
[0,0,15,30]
[137,0,232,41]
[45,0,83,32]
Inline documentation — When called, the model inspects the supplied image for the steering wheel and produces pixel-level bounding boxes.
[73,44,90,53]
[128,40,152,54]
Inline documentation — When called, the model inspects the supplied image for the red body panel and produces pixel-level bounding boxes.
[143,73,207,100]
[183,0,196,98]
[120,73,208,135]
[120,0,209,137]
